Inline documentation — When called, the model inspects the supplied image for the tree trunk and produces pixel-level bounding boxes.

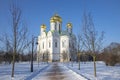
[11,25,17,78]
[78,59,80,70]
[31,36,34,72]
[11,53,15,77]
[93,56,96,77]
[78,53,80,70]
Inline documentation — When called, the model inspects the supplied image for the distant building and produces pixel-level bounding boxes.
[37,14,76,62]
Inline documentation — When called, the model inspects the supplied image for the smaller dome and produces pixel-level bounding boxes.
[67,23,72,28]
[50,14,62,23]
[41,24,46,29]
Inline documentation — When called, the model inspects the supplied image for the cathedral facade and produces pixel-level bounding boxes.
[37,14,76,62]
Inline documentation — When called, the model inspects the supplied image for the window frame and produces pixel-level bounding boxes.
[43,42,44,49]
[55,42,57,48]
[49,41,51,48]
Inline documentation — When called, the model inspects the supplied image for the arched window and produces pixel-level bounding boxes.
[49,42,51,48]
[54,39,57,48]
[69,42,70,48]
[62,41,64,48]
[59,24,61,33]
[55,42,57,48]
[55,23,57,30]
[43,42,44,49]
[62,40,66,48]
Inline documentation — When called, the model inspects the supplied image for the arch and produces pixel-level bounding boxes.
[49,40,51,48]
[62,40,66,48]
[47,31,52,37]
[42,42,44,49]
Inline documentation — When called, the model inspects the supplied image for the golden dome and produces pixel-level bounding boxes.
[41,24,46,29]
[67,23,72,28]
[50,14,62,23]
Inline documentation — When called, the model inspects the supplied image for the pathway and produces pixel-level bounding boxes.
[32,62,87,80]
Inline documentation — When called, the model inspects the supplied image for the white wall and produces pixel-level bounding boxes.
[50,22,55,31]
[37,23,74,62]
[60,35,69,53]
[50,21,62,32]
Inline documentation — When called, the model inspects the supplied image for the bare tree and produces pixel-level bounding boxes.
[0,34,12,51]
[0,34,13,64]
[0,50,4,63]
[9,4,30,78]
[82,12,104,77]
[70,37,77,66]
[77,34,84,70]
[62,51,69,62]
[10,4,21,78]
[44,51,50,63]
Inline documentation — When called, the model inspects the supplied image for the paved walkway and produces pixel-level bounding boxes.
[32,63,87,80]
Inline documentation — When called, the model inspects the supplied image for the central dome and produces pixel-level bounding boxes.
[50,14,62,23]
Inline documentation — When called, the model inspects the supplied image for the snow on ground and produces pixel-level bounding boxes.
[0,62,48,80]
[0,61,120,80]
[65,61,120,80]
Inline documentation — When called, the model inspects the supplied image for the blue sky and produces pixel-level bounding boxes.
[0,0,120,47]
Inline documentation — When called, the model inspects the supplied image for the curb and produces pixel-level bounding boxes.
[65,65,91,80]
[25,64,49,80]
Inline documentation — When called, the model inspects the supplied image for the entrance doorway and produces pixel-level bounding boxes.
[52,53,60,62]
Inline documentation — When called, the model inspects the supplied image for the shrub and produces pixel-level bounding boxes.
[104,53,118,66]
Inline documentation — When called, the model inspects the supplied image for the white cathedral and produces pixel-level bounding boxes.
[37,14,76,62]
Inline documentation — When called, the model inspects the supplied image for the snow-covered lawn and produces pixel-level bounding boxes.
[65,61,120,80]
[0,62,48,80]
[0,61,120,80]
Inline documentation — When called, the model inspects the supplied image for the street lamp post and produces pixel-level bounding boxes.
[38,46,40,68]
[31,36,34,72]
[31,35,38,72]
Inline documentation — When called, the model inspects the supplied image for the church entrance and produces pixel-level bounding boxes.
[52,53,60,62]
